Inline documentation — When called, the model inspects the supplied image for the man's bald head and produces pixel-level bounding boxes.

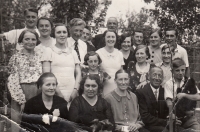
[106,17,118,32]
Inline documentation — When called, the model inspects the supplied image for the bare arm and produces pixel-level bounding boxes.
[177,93,200,101]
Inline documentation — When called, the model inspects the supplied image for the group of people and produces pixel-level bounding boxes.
[1,7,200,132]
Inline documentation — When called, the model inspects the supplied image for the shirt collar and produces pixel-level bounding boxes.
[19,49,36,56]
[150,84,160,92]
[111,90,131,102]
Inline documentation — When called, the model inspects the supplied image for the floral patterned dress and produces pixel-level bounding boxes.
[7,50,42,105]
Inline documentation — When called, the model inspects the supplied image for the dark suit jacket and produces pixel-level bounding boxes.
[92,33,120,50]
[136,83,169,127]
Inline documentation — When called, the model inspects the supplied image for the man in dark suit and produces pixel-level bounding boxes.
[136,66,181,132]
[92,17,120,50]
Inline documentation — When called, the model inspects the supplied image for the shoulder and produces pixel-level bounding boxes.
[177,45,187,52]
[96,48,104,54]
[54,95,67,103]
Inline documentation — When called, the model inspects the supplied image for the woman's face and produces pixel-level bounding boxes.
[105,31,116,47]
[135,48,147,63]
[22,32,37,51]
[41,77,57,97]
[150,32,161,47]
[55,26,68,44]
[121,37,131,51]
[83,78,98,98]
[38,19,52,38]
[115,73,129,91]
[162,48,172,63]
[87,55,99,71]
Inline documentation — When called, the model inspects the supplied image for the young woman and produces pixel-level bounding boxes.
[7,29,42,112]
[96,30,124,95]
[82,51,111,94]
[69,74,114,132]
[24,72,68,119]
[41,23,81,102]
[105,69,149,132]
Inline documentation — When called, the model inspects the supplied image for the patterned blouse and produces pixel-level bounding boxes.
[7,50,42,104]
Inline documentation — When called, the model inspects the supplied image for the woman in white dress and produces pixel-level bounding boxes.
[96,30,124,96]
[41,23,81,103]
[35,17,56,57]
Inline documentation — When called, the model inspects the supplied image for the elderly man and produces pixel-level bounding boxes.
[0,8,39,50]
[165,27,190,77]
[164,58,200,130]
[67,18,87,64]
[92,17,120,50]
[136,66,182,132]
[80,26,96,52]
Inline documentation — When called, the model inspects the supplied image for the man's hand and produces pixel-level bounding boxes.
[136,81,148,89]
[177,93,186,100]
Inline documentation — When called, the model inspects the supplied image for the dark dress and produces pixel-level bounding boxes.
[23,93,68,119]
[127,62,154,93]
[86,41,96,52]
[123,51,135,70]
[69,95,114,130]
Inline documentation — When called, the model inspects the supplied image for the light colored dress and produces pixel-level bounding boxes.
[96,48,124,96]
[41,45,80,101]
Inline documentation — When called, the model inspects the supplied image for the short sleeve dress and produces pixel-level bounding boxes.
[41,45,80,101]
[96,48,124,95]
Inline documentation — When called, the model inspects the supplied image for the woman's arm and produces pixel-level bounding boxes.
[69,64,81,102]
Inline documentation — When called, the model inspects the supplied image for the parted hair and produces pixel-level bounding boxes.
[69,18,86,28]
[37,72,58,89]
[133,45,150,62]
[51,23,68,38]
[83,51,102,65]
[172,58,186,69]
[37,17,54,29]
[24,7,38,16]
[114,69,129,80]
[18,29,40,45]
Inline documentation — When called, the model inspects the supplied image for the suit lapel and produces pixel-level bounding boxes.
[146,84,157,102]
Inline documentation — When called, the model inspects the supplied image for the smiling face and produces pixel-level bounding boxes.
[149,68,163,88]
[38,19,52,38]
[105,31,116,47]
[70,25,84,41]
[83,78,98,98]
[115,73,129,91]
[25,11,38,29]
[41,77,57,97]
[165,30,177,47]
[22,32,37,51]
[133,32,143,45]
[150,32,161,47]
[87,55,99,71]
[80,28,90,42]
[173,65,186,81]
[55,26,68,45]
[162,47,172,63]
[121,37,131,51]
[135,48,147,63]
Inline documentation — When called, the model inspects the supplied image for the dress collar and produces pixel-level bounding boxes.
[111,90,131,102]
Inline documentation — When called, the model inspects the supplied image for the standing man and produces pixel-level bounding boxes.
[80,26,96,52]
[165,27,190,77]
[67,18,87,64]
[0,8,39,50]
[136,66,181,132]
[132,29,144,50]
[92,17,119,50]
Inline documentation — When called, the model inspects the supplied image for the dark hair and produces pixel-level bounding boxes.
[18,29,40,45]
[172,58,186,69]
[79,74,101,95]
[133,29,143,36]
[37,72,58,89]
[149,66,163,76]
[24,7,38,16]
[115,69,129,80]
[150,29,162,38]
[85,26,91,32]
[83,51,102,65]
[37,17,53,29]
[119,33,133,48]
[165,27,178,37]
[102,30,118,46]
[133,45,150,62]
[51,23,68,38]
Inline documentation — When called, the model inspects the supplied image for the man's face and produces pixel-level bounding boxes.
[70,25,84,41]
[173,65,186,81]
[80,28,90,42]
[165,30,177,47]
[133,32,143,45]
[107,18,118,32]
[149,68,163,88]
[25,11,38,29]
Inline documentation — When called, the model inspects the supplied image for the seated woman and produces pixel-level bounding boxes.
[23,72,68,119]
[127,45,153,93]
[69,74,114,131]
[105,69,149,132]
[82,51,111,94]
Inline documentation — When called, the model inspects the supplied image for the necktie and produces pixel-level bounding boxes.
[74,41,81,61]
[154,89,158,101]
